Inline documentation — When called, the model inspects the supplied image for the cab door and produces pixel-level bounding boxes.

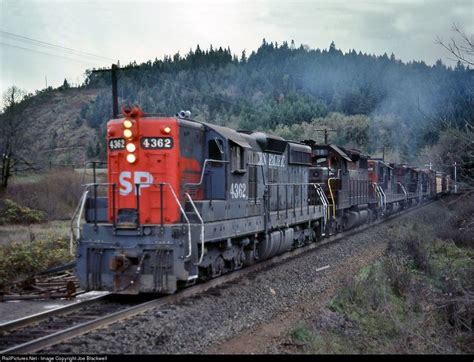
[205,136,226,200]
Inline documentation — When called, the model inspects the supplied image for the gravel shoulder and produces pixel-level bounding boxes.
[49,202,442,354]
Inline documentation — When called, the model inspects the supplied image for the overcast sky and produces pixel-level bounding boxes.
[0,0,472,98]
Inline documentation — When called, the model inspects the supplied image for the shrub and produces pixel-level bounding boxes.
[290,325,313,344]
[0,198,46,224]
[384,256,412,298]
[389,224,431,273]
[0,236,72,285]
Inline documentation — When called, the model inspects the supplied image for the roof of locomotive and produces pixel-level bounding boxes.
[175,116,311,155]
[368,159,393,169]
[201,121,253,149]
[302,140,354,162]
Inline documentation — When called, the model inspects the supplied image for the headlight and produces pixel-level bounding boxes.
[123,119,133,129]
[126,143,136,152]
[163,126,171,134]
[126,154,136,163]
[123,129,133,139]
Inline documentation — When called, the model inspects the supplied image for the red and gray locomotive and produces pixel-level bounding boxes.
[74,106,450,294]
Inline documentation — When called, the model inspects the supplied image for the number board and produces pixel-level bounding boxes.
[108,138,125,151]
[141,137,173,149]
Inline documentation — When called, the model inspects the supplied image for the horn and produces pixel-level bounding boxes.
[121,105,143,118]
[122,104,132,117]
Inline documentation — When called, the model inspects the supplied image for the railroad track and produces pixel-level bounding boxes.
[0,200,434,355]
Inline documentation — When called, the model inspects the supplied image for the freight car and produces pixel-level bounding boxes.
[72,106,448,295]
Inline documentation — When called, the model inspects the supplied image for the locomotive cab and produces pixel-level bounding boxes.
[368,159,392,191]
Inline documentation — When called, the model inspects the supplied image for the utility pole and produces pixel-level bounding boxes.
[111,64,118,118]
[382,145,391,162]
[454,161,458,193]
[92,63,139,119]
[314,128,336,144]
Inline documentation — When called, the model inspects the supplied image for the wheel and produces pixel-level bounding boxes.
[211,256,225,277]
[233,250,244,270]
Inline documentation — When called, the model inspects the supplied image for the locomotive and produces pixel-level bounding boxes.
[73,106,451,294]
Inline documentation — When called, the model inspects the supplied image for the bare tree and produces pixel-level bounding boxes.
[0,86,30,192]
[436,23,474,66]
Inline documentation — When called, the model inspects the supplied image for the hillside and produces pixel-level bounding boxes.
[6,88,100,169]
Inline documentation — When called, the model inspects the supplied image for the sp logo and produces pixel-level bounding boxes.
[119,171,154,195]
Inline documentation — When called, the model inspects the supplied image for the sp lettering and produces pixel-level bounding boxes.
[119,171,154,195]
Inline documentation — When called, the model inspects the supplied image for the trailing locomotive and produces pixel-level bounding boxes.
[73,106,451,294]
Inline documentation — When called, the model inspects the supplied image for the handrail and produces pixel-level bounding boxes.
[397,182,408,202]
[139,182,192,259]
[321,186,330,221]
[184,193,205,265]
[69,189,89,256]
[79,160,107,186]
[81,182,114,187]
[183,159,229,189]
[378,184,387,210]
[261,181,327,187]
[313,184,329,234]
[372,182,386,211]
[327,178,337,218]
[371,183,381,209]
[69,182,113,255]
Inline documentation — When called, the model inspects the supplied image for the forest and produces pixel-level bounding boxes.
[2,39,473,186]
[79,39,473,180]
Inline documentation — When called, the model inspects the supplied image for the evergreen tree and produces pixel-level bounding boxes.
[62,78,71,90]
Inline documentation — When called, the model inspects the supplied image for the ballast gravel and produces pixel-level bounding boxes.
[48,204,439,354]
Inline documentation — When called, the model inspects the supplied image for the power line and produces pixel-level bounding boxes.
[0,29,114,62]
[0,41,107,65]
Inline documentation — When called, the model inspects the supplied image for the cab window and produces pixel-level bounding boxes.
[231,144,245,173]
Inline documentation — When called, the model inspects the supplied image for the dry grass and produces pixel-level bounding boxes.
[4,169,106,220]
[0,221,70,246]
